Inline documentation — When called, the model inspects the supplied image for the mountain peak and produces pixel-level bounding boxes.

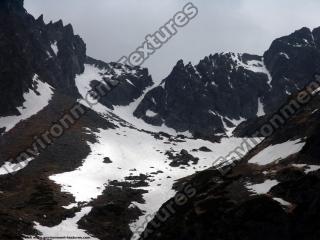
[175,59,185,68]
[294,26,312,34]
[290,27,313,41]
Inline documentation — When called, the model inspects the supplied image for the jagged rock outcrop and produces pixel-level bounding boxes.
[0,0,86,116]
[263,27,320,112]
[0,0,152,118]
[134,27,320,138]
[134,53,270,138]
[85,56,153,109]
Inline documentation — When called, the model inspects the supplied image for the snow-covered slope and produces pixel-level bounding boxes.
[47,125,248,234]
[0,74,54,134]
[31,66,252,239]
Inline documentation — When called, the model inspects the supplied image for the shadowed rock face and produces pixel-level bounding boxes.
[0,0,24,12]
[263,27,320,113]
[134,27,320,138]
[0,0,152,117]
[134,54,269,138]
[0,0,153,118]
[85,56,153,109]
[0,1,86,116]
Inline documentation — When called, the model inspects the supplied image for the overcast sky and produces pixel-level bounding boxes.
[25,0,320,82]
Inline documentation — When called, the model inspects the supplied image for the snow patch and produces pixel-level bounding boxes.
[223,117,246,137]
[246,180,279,195]
[145,110,157,118]
[249,139,305,166]
[208,110,216,116]
[273,197,292,207]
[257,98,265,117]
[126,79,135,86]
[292,164,320,174]
[0,157,35,175]
[279,52,290,60]
[0,74,54,134]
[312,87,320,95]
[51,41,58,55]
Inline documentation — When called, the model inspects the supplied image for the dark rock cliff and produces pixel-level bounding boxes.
[263,27,320,112]
[0,0,86,116]
[134,27,320,138]
[85,56,153,109]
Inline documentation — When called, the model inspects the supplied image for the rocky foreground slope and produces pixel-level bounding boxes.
[140,85,320,240]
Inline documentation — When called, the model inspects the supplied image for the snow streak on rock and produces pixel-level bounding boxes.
[248,139,305,166]
[0,74,54,134]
